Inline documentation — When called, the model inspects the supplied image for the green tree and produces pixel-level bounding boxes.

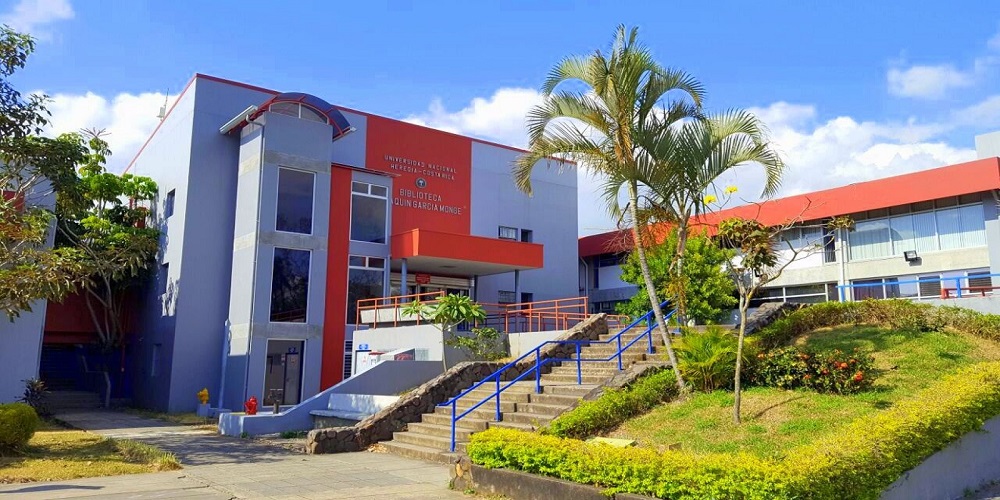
[513,25,704,391]
[401,294,487,371]
[56,131,160,349]
[635,110,784,325]
[617,229,736,324]
[0,25,89,319]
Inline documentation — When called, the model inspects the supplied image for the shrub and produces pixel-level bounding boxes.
[750,346,876,394]
[446,327,508,361]
[676,326,739,391]
[469,361,1000,499]
[547,369,678,439]
[0,402,39,452]
[19,378,48,417]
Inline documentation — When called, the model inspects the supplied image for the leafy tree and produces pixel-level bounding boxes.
[634,110,784,325]
[513,25,704,392]
[401,294,487,371]
[56,131,160,349]
[617,229,736,325]
[0,25,89,319]
[445,327,507,362]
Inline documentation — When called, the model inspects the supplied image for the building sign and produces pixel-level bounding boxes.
[415,273,431,285]
[365,116,472,235]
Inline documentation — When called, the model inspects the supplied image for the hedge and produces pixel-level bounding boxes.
[547,368,678,439]
[0,402,39,452]
[757,299,1000,349]
[468,361,1000,499]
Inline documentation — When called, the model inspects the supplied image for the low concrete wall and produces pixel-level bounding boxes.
[925,295,1000,315]
[219,360,442,436]
[881,414,1000,500]
[507,330,565,357]
[307,314,609,453]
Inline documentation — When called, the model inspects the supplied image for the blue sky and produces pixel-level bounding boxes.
[5,0,1000,235]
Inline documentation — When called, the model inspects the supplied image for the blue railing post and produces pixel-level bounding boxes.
[647,325,654,354]
[450,400,457,452]
[838,285,845,302]
[575,341,582,385]
[495,375,501,421]
[534,349,541,394]
[616,334,623,371]
[956,277,963,298]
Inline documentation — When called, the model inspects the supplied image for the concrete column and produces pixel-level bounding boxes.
[400,258,408,300]
[472,275,479,302]
[514,270,521,303]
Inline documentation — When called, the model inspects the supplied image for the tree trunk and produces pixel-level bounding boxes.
[674,222,689,325]
[628,182,686,391]
[733,294,749,424]
[441,325,451,373]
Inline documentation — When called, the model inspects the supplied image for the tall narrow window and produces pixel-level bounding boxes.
[347,256,386,324]
[276,168,315,234]
[270,248,311,322]
[350,182,388,244]
[164,190,175,218]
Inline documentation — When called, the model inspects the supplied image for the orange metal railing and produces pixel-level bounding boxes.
[356,294,599,334]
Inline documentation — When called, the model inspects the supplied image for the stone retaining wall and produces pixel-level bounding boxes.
[307,313,609,453]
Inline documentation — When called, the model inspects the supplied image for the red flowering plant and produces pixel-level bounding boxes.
[749,346,876,394]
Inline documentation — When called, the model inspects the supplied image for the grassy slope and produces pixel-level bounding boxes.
[0,423,179,484]
[610,326,1000,459]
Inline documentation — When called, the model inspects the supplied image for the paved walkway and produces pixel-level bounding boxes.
[0,410,465,499]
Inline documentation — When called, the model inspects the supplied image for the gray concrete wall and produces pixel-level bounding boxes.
[975,131,1000,159]
[924,296,1000,314]
[508,330,565,357]
[470,143,579,304]
[881,414,1000,500]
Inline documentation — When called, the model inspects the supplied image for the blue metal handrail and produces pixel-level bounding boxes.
[835,273,1000,301]
[439,303,674,452]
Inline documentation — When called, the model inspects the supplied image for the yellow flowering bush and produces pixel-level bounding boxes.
[197,388,209,405]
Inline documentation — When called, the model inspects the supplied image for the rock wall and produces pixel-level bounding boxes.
[307,313,609,453]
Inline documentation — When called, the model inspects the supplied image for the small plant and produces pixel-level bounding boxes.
[197,388,209,405]
[0,402,39,453]
[676,326,739,391]
[445,327,508,361]
[19,378,49,417]
[750,346,876,394]
[401,294,487,370]
[279,430,306,439]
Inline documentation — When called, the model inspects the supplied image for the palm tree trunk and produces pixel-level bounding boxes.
[628,182,686,391]
[674,223,689,325]
[733,294,749,424]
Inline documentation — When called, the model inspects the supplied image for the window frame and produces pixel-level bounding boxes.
[274,167,317,235]
[269,247,313,324]
[498,226,519,241]
[346,254,387,325]
[349,181,390,244]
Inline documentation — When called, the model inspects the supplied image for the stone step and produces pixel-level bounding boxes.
[448,398,519,414]
[381,441,452,464]
[500,411,555,427]
[421,412,490,431]
[543,384,598,396]
[548,365,622,376]
[528,392,583,406]
[489,420,542,432]
[542,373,611,384]
[513,402,568,417]
[406,422,474,440]
[434,404,508,421]
[459,389,531,403]
[392,429,457,450]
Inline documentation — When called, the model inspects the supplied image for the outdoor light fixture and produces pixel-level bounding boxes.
[903,250,919,262]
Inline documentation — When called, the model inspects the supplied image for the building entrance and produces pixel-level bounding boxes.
[263,340,304,406]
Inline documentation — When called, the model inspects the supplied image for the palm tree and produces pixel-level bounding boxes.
[513,25,704,391]
[635,109,784,324]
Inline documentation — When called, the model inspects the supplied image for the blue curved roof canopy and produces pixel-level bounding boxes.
[248,92,353,141]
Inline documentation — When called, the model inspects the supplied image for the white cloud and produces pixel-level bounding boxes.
[42,91,173,172]
[0,0,73,41]
[887,64,976,99]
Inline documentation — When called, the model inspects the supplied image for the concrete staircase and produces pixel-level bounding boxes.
[44,390,103,413]
[382,326,656,462]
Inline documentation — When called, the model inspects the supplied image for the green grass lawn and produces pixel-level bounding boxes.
[0,422,180,484]
[610,326,1000,459]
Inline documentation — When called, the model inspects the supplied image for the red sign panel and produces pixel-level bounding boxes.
[364,116,472,236]
[414,273,431,285]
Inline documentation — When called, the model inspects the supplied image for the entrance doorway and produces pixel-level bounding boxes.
[263,340,304,406]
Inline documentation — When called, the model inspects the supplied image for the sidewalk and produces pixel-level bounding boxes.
[0,410,464,499]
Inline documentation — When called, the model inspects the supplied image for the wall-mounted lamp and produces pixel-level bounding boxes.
[903,250,919,262]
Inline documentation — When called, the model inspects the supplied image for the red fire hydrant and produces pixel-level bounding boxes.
[244,396,258,415]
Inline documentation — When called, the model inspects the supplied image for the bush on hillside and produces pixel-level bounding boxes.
[469,361,1000,499]
[751,346,876,394]
[676,326,740,391]
[546,369,678,439]
[0,402,39,453]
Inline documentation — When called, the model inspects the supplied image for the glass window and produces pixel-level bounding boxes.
[852,279,885,300]
[270,102,299,117]
[968,270,993,289]
[849,220,891,260]
[350,182,388,244]
[936,208,963,250]
[164,189,175,218]
[299,105,327,123]
[498,290,516,304]
[911,211,938,253]
[958,204,986,247]
[918,275,942,298]
[270,248,310,323]
[889,215,915,255]
[347,261,385,324]
[276,168,314,234]
[520,229,533,243]
[499,226,518,240]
